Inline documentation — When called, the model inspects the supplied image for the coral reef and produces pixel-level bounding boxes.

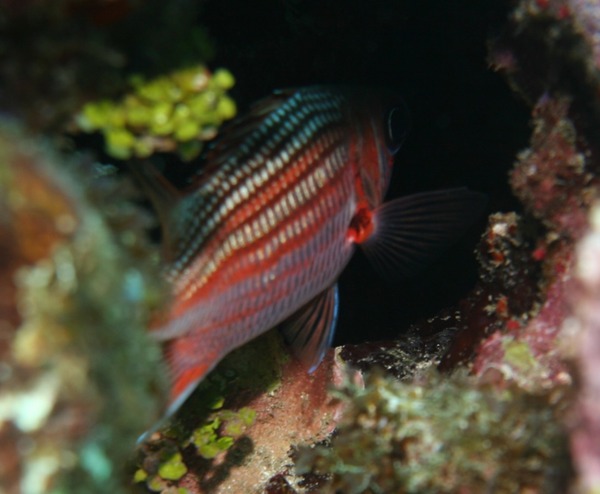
[470,0,600,391]
[439,211,542,370]
[0,122,167,494]
[4,0,600,492]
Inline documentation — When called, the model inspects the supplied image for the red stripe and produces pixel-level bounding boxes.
[170,161,352,317]
[173,119,344,270]
[172,187,351,333]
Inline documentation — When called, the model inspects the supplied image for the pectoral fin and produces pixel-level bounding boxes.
[280,284,339,371]
[360,188,487,279]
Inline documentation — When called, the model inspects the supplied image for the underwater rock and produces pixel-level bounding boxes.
[468,0,600,390]
[0,122,167,494]
[440,211,542,370]
[134,332,344,494]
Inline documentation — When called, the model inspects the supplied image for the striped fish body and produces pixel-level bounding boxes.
[147,87,399,413]
[136,86,484,419]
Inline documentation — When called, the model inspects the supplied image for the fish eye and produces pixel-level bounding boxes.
[385,104,410,153]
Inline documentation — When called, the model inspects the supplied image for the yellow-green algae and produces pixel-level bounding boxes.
[1,0,219,135]
[0,122,168,494]
[191,407,256,460]
[296,369,572,494]
[77,66,237,161]
[157,452,188,481]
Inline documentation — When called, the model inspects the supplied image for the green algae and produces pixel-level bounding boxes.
[191,407,257,460]
[157,452,188,481]
[77,66,236,160]
[134,331,286,491]
[193,417,236,460]
[502,338,539,374]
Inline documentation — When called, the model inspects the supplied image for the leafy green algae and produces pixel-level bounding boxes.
[157,452,188,481]
[77,66,236,160]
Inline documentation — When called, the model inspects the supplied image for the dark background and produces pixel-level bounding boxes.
[183,0,530,344]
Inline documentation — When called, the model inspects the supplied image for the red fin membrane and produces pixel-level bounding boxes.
[164,334,215,417]
[280,284,339,371]
[361,188,487,279]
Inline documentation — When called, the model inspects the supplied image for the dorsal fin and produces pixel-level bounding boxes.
[127,161,183,261]
[205,89,296,161]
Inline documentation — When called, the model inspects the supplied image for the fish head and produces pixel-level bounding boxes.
[349,90,410,208]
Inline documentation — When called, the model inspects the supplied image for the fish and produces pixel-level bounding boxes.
[133,86,486,420]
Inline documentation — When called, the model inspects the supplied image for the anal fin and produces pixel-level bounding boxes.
[280,284,339,371]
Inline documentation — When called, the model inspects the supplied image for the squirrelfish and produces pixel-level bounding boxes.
[135,86,485,418]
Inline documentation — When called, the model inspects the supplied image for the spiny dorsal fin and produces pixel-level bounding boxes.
[128,161,183,261]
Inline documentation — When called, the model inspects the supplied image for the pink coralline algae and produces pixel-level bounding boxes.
[569,206,600,492]
[511,96,594,238]
[467,94,591,390]
[567,0,600,69]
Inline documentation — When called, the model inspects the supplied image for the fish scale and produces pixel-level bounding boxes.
[133,86,486,422]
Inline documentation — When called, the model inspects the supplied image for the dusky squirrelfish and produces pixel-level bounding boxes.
[134,86,485,418]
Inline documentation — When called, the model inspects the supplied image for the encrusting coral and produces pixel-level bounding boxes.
[0,122,167,494]
[295,370,571,494]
